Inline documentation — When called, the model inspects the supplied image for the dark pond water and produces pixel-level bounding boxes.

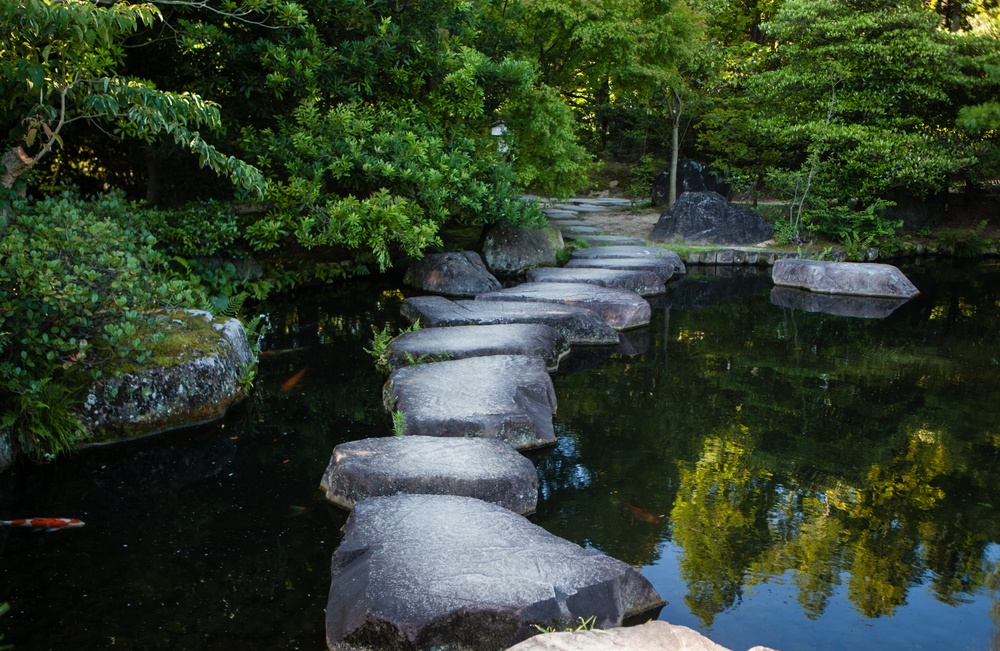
[3,261,1000,650]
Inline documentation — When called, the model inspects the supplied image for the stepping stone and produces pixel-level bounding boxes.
[545,218,590,228]
[563,257,675,283]
[526,267,665,296]
[320,436,538,514]
[385,355,557,450]
[575,235,648,246]
[772,259,919,298]
[571,245,686,275]
[326,494,665,650]
[541,209,579,218]
[559,226,604,236]
[507,621,764,651]
[385,324,569,372]
[400,296,620,345]
[572,197,633,207]
[476,283,651,330]
[403,251,501,297]
[770,286,909,319]
[554,203,609,213]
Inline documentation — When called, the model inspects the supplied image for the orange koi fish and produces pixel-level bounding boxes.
[280,367,308,392]
[1,518,85,531]
[622,503,662,525]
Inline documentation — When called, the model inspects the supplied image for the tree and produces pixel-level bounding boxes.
[0,0,264,195]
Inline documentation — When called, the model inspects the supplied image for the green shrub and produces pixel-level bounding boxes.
[0,190,206,458]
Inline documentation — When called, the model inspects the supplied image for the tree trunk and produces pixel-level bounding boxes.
[668,89,683,208]
[1,146,33,190]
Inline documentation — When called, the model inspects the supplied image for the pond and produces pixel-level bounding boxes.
[2,261,1000,650]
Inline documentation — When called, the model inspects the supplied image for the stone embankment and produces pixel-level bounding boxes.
[319,196,918,650]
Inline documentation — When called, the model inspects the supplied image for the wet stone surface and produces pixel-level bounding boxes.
[526,267,665,297]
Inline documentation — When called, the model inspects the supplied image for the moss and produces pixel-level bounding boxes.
[102,311,226,377]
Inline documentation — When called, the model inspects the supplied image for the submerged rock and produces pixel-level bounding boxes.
[400,296,619,346]
[320,436,538,514]
[326,494,665,651]
[771,259,919,298]
[385,323,570,372]
[404,251,502,297]
[384,355,558,450]
[80,311,253,444]
[482,223,564,275]
[526,267,665,296]
[476,283,651,331]
[651,191,773,246]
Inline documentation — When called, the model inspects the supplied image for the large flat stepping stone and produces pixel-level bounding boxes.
[563,257,675,283]
[401,296,620,345]
[385,355,558,450]
[326,494,666,650]
[770,286,909,318]
[554,203,608,212]
[385,324,569,372]
[558,225,604,236]
[545,217,589,227]
[526,267,665,296]
[772,259,919,298]
[320,436,538,514]
[571,245,686,275]
[403,251,501,297]
[476,283,651,331]
[541,209,579,218]
[574,235,648,247]
[506,621,775,651]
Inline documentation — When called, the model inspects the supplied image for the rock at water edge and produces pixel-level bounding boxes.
[482,224,564,276]
[771,259,919,299]
[506,620,778,651]
[404,251,502,297]
[384,355,558,450]
[326,494,665,651]
[321,436,538,514]
[650,191,773,246]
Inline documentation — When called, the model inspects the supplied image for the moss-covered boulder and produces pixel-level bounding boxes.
[79,310,254,445]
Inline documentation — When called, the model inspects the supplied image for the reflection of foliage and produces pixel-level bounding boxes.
[671,429,776,626]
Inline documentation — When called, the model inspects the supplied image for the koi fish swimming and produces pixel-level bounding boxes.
[0,518,85,531]
[280,367,308,392]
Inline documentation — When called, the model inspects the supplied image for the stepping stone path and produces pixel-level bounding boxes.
[400,296,620,346]
[317,196,799,651]
[477,282,651,330]
[384,323,570,372]
[321,436,538,514]
[384,354,558,450]
[526,267,666,297]
[325,494,665,651]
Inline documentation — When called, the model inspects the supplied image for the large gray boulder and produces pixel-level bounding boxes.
[771,259,919,298]
[326,494,665,651]
[80,311,253,444]
[400,296,619,346]
[321,436,538,514]
[384,355,558,450]
[483,224,565,276]
[385,324,569,372]
[526,267,665,297]
[476,283,651,331]
[770,286,909,318]
[506,621,776,651]
[570,246,686,275]
[650,192,773,246]
[563,257,675,283]
[404,251,502,297]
